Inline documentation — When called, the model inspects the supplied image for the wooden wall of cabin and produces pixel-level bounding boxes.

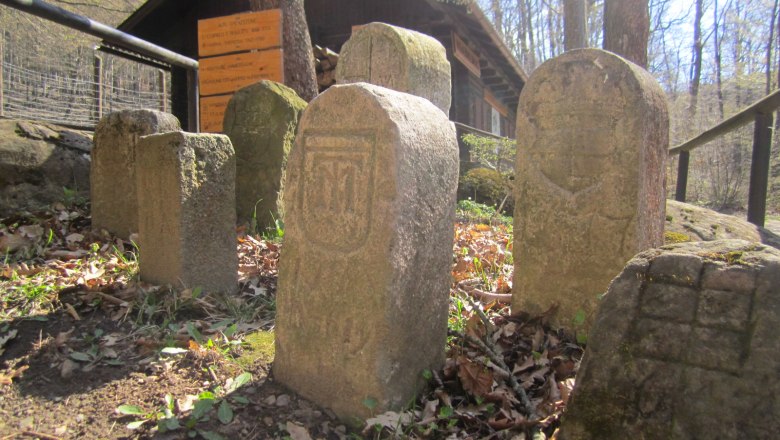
[304,0,444,52]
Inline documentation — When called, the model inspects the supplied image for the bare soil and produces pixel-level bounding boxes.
[0,205,582,440]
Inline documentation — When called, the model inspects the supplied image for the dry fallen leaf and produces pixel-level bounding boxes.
[0,365,29,385]
[457,356,494,398]
[363,411,414,433]
[285,421,312,440]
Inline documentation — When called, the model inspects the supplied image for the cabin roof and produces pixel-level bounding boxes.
[114,0,526,89]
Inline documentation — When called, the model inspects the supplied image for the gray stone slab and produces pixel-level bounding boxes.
[273,83,458,421]
[512,48,669,330]
[135,131,237,293]
[336,22,452,115]
[91,110,180,239]
[559,240,780,439]
[223,80,307,229]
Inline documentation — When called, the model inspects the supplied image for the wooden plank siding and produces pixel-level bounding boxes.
[113,0,524,136]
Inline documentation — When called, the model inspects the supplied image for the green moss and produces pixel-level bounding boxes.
[665,215,674,222]
[235,330,275,368]
[664,231,691,244]
[700,250,745,265]
[563,387,629,438]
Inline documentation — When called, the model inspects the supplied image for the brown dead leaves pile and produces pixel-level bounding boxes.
[364,222,584,439]
[2,206,583,439]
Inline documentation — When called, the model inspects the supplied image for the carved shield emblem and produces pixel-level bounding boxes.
[300,131,375,252]
[532,124,614,194]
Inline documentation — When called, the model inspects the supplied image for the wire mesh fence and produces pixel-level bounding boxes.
[0,36,170,129]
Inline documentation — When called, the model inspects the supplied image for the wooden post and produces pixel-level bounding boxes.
[675,150,690,202]
[158,68,167,113]
[93,53,103,122]
[187,68,199,132]
[0,35,4,118]
[747,112,774,227]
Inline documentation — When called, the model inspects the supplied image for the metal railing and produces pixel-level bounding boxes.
[0,0,199,131]
[670,89,780,227]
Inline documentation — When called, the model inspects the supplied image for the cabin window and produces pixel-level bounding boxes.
[491,106,501,136]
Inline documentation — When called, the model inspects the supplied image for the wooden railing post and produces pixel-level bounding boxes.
[746,112,774,227]
[158,68,167,113]
[93,52,103,122]
[675,150,690,202]
[0,35,4,118]
[187,67,199,133]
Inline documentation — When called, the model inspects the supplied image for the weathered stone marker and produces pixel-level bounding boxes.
[274,83,458,421]
[559,240,780,439]
[91,110,180,239]
[336,22,452,115]
[136,131,237,293]
[223,80,307,229]
[513,48,668,329]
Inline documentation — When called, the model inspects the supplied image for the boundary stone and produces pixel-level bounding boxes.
[136,131,237,293]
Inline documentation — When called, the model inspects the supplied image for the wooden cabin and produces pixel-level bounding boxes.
[110,0,527,143]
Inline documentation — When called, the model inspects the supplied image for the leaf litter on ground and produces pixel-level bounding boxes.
[1,204,584,439]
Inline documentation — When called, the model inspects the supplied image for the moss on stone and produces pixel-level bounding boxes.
[664,231,691,244]
[236,330,275,368]
[563,387,630,438]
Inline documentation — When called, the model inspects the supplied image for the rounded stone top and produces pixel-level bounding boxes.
[301,82,452,133]
[335,22,452,115]
[232,80,307,108]
[518,48,667,119]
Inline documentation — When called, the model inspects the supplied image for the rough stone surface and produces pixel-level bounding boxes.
[135,131,237,293]
[0,119,91,217]
[513,48,669,329]
[223,80,307,229]
[559,239,780,439]
[336,22,452,115]
[274,83,458,421]
[665,199,780,249]
[91,110,180,239]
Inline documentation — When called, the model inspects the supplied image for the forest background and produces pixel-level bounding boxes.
[1,0,779,213]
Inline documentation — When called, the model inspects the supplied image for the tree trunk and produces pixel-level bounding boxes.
[248,0,317,101]
[517,0,532,70]
[491,0,504,38]
[603,0,649,67]
[767,0,779,95]
[564,0,587,51]
[713,0,725,119]
[688,0,703,120]
[525,0,538,69]
[547,4,557,58]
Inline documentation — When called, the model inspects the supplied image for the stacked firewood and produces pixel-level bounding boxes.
[313,45,339,92]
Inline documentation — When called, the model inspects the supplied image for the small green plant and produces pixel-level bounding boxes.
[262,213,284,242]
[572,309,588,345]
[134,286,204,327]
[62,186,86,205]
[461,133,516,174]
[116,372,251,437]
[456,200,512,226]
[458,168,513,213]
[69,328,123,367]
[447,292,470,347]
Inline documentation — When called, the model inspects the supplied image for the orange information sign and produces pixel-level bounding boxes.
[200,94,233,133]
[199,49,284,96]
[198,9,282,57]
